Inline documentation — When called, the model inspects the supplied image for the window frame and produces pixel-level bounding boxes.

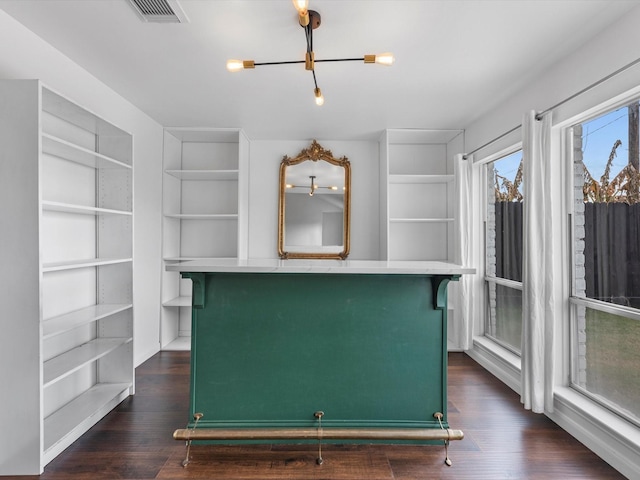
[483,147,524,356]
[565,101,640,427]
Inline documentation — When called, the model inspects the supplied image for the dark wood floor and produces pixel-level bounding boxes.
[16,352,625,479]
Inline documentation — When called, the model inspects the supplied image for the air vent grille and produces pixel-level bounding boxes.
[128,0,188,23]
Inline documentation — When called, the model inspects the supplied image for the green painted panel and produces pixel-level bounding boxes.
[188,273,450,438]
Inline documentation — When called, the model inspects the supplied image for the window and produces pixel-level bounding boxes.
[485,150,523,353]
[570,101,640,423]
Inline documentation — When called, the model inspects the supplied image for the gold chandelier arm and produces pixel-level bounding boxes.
[305,52,314,71]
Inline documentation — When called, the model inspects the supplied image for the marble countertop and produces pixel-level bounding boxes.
[166,258,475,275]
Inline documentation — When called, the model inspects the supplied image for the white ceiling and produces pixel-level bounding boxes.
[0,0,637,140]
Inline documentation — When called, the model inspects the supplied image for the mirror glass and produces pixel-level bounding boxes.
[278,140,350,259]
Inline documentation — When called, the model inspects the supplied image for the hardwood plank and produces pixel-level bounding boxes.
[158,444,393,480]
[15,351,624,480]
[30,451,172,480]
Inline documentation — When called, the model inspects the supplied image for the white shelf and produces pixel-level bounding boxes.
[43,257,132,272]
[42,133,131,170]
[389,174,454,184]
[43,337,132,387]
[390,217,455,223]
[387,129,463,145]
[42,201,132,216]
[43,382,131,453]
[42,304,132,340]
[164,213,238,220]
[164,127,241,143]
[163,296,192,307]
[165,256,207,262]
[165,169,238,181]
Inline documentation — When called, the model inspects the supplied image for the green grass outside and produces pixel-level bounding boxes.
[584,308,640,419]
[493,284,523,353]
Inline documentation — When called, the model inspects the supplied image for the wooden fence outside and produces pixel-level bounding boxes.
[494,202,640,308]
[584,202,640,308]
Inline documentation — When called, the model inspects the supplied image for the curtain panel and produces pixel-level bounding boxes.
[521,110,555,413]
[455,153,475,351]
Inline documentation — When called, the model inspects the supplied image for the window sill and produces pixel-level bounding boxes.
[467,335,521,394]
[550,386,640,479]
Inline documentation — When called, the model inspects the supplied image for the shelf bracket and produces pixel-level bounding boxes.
[431,275,459,310]
[182,272,206,309]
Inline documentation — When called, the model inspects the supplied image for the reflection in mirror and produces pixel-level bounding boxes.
[278,140,350,259]
[285,163,344,249]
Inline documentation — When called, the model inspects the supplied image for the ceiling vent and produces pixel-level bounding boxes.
[128,0,189,23]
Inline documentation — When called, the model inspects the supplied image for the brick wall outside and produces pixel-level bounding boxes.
[486,165,497,336]
[573,125,587,386]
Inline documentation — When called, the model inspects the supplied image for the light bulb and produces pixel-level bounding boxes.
[314,87,324,106]
[364,53,395,66]
[226,59,243,72]
[226,59,254,72]
[292,0,310,26]
[292,0,309,14]
[375,53,394,66]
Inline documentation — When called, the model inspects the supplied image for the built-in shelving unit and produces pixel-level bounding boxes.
[0,80,134,475]
[161,128,248,350]
[379,129,463,261]
[379,129,465,351]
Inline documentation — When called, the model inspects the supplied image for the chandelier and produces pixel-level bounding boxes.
[226,0,394,106]
[285,175,340,196]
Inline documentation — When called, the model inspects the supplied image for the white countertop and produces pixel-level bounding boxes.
[166,258,475,275]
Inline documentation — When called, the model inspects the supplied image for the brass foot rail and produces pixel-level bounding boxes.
[175,412,463,468]
[173,426,464,442]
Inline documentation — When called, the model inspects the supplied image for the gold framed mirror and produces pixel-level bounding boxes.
[278,140,351,259]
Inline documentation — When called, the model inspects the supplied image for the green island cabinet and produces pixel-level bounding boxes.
[167,258,473,454]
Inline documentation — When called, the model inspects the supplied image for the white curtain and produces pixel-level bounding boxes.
[455,153,474,350]
[521,110,555,413]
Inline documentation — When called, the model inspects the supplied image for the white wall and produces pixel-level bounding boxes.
[465,4,640,159]
[0,10,163,366]
[248,140,380,260]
